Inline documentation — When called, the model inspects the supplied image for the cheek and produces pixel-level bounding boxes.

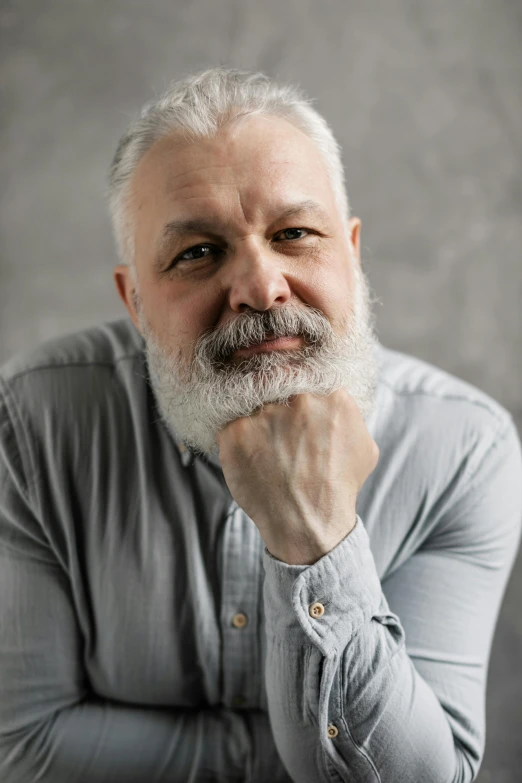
[154,286,216,348]
[302,253,352,326]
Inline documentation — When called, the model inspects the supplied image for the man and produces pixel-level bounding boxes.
[0,66,520,783]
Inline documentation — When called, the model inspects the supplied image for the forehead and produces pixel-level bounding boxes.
[129,114,335,216]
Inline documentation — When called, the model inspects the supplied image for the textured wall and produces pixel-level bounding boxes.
[1,1,521,779]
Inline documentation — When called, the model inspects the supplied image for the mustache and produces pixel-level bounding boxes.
[195,304,331,363]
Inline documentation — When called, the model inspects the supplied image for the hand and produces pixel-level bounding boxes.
[215,389,379,565]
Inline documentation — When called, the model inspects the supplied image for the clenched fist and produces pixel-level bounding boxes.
[216,389,379,565]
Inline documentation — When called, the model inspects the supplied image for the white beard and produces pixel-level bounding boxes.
[135,262,381,458]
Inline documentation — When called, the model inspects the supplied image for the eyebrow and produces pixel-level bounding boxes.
[153,199,331,269]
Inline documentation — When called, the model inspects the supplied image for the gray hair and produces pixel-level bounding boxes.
[106,66,351,284]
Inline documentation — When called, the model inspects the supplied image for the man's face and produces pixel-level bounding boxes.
[114,114,380,457]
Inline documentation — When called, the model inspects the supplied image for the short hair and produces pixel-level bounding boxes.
[106,66,351,281]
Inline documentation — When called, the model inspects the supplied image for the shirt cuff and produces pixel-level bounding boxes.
[261,514,383,657]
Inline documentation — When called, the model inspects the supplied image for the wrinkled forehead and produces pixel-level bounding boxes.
[129,114,336,214]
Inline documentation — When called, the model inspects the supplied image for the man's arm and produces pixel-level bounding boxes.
[260,415,522,782]
[0,401,291,783]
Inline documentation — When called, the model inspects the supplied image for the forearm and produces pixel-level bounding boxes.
[0,698,262,783]
[264,614,468,783]
[261,517,479,783]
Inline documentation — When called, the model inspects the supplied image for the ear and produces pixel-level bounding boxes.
[347,216,361,267]
[113,264,142,334]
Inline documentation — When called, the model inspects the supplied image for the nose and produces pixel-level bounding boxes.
[225,238,293,313]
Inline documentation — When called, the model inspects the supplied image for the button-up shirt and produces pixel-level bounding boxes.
[0,316,520,783]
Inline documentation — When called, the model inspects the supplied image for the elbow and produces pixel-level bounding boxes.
[450,735,483,783]
[0,729,53,783]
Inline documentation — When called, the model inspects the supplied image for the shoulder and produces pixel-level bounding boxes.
[0,318,148,481]
[0,317,143,384]
[377,342,513,449]
[0,317,145,410]
[374,342,519,512]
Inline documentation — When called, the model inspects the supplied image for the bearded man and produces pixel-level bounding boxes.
[0,66,520,783]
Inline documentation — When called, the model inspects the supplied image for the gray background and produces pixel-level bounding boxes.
[0,0,521,780]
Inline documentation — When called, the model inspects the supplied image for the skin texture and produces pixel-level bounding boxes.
[115,114,358,343]
[214,388,379,564]
[113,114,380,564]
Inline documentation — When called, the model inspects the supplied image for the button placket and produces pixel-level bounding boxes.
[308,601,339,740]
[219,505,264,710]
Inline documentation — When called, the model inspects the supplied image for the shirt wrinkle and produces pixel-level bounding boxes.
[0,315,520,783]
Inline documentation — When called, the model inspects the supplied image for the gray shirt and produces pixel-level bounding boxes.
[0,316,520,783]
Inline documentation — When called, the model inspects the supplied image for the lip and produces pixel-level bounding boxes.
[232,335,304,358]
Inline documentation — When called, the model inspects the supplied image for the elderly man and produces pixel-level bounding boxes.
[0,66,520,783]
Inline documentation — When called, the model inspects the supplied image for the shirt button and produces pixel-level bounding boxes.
[309,601,325,618]
[327,723,339,738]
[232,695,246,707]
[232,612,248,628]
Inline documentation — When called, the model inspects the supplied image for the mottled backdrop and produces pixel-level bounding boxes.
[0,1,521,780]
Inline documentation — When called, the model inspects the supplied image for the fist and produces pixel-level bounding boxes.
[216,389,379,565]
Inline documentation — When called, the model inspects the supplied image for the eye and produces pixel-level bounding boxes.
[171,227,311,267]
[276,227,310,242]
[177,244,216,263]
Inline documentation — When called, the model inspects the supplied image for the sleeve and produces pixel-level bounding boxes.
[0,389,287,783]
[261,415,522,783]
